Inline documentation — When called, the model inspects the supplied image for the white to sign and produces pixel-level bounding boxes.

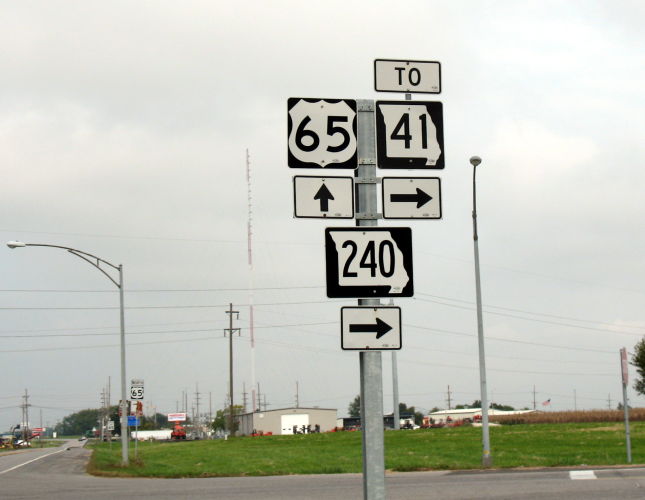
[168,412,187,422]
[374,59,441,94]
[382,177,442,219]
[325,227,413,298]
[376,101,444,169]
[293,176,354,218]
[130,386,144,399]
[107,420,115,431]
[341,306,402,350]
[288,98,357,169]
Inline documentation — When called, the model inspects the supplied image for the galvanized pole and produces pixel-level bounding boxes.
[388,94,412,433]
[471,156,492,467]
[119,265,129,466]
[229,304,234,435]
[5,242,129,464]
[356,99,386,500]
[620,347,632,463]
[392,352,400,430]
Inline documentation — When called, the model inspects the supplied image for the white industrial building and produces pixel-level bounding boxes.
[130,429,172,440]
[237,407,337,436]
[428,408,536,424]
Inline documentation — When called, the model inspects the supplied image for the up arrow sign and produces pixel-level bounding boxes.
[341,306,401,350]
[314,183,334,212]
[293,176,354,219]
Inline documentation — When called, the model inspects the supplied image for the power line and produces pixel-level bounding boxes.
[0,285,325,293]
[416,292,645,331]
[0,321,336,339]
[414,297,645,337]
[0,299,339,311]
[405,324,615,354]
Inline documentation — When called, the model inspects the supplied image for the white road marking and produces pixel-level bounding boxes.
[0,448,67,475]
[569,470,597,480]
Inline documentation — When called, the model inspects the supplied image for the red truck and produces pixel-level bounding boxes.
[170,422,187,440]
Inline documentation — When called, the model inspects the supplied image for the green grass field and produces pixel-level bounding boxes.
[89,422,643,478]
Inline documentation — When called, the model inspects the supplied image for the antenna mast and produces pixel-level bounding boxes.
[246,149,257,412]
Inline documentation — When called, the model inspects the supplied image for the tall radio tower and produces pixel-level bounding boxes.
[246,149,257,412]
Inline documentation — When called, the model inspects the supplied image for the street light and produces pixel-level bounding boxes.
[6,241,130,466]
[470,156,492,467]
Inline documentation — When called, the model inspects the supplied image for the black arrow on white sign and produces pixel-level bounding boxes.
[314,184,334,212]
[349,318,393,339]
[389,188,432,208]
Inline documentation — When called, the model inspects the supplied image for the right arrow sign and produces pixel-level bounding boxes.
[382,177,442,219]
[341,306,401,350]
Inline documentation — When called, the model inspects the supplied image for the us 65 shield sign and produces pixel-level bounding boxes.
[376,100,444,169]
[288,98,357,169]
[325,227,413,298]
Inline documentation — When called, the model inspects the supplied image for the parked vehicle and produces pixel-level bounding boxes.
[170,422,187,440]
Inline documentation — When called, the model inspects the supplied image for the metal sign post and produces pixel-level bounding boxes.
[356,99,386,500]
[130,379,144,461]
[620,347,632,463]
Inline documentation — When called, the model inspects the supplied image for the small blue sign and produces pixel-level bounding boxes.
[127,416,140,427]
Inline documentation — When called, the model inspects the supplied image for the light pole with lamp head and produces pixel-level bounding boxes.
[470,156,492,467]
[6,241,130,466]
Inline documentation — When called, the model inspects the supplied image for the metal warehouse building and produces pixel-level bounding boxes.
[237,407,337,436]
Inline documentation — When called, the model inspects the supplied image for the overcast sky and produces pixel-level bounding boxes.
[2,0,645,432]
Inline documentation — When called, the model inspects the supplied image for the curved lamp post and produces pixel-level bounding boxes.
[470,156,492,467]
[7,241,129,466]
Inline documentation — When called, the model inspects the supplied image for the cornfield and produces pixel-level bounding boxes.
[490,408,645,425]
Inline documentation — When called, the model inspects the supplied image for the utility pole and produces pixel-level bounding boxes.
[100,389,106,442]
[607,394,612,410]
[533,385,536,411]
[446,385,452,410]
[209,391,213,427]
[22,389,31,442]
[224,303,240,435]
[194,383,201,439]
[295,381,299,408]
[106,377,112,441]
[574,389,577,411]
[257,383,261,412]
[242,385,248,414]
[620,347,632,463]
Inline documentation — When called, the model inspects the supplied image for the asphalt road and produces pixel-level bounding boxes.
[1,440,644,499]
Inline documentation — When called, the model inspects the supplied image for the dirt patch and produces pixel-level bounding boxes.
[580,425,622,432]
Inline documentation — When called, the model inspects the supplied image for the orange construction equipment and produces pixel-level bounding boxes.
[170,422,187,440]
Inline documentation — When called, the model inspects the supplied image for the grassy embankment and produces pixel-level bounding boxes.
[89,420,643,477]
